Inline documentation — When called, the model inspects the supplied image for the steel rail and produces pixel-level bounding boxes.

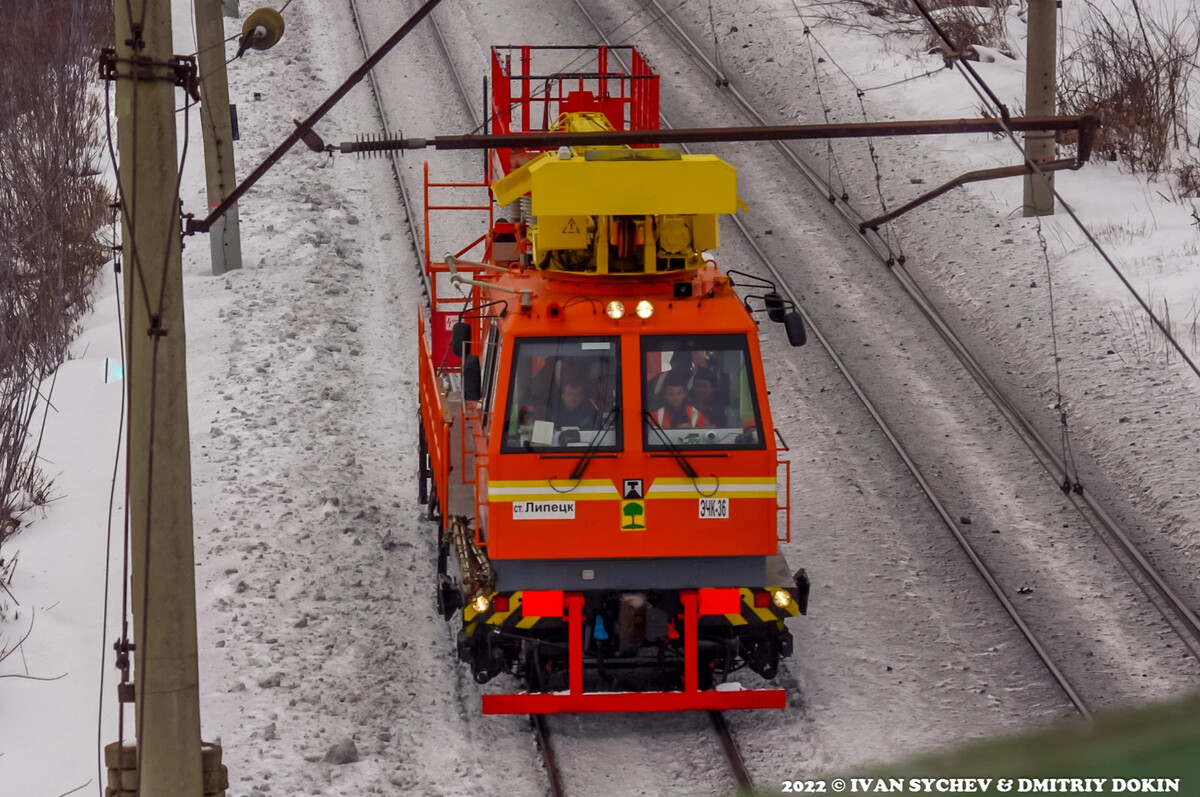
[532,715,567,797]
[345,0,430,303]
[633,0,1200,660]
[709,711,755,794]
[346,9,571,795]
[571,0,1094,718]
[427,12,483,130]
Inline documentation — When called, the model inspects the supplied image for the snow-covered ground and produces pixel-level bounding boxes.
[2,0,1199,795]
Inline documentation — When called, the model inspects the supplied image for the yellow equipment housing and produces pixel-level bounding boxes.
[490,112,746,275]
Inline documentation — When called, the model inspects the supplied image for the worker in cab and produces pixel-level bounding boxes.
[549,376,601,430]
[689,368,726,426]
[652,371,710,429]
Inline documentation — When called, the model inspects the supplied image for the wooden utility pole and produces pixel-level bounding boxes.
[1023,0,1058,216]
[195,0,243,275]
[111,0,205,793]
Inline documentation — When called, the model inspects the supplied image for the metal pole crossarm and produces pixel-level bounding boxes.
[186,0,445,234]
[338,115,1100,154]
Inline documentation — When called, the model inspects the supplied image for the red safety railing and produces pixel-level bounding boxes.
[418,313,453,522]
[423,161,494,367]
[777,458,792,543]
[473,458,489,548]
[489,45,660,178]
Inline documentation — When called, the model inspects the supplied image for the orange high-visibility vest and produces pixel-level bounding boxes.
[653,405,706,429]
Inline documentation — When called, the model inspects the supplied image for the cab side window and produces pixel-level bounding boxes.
[480,322,502,428]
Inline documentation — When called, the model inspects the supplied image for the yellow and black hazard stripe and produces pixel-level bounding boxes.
[703,587,800,626]
[462,591,564,633]
[463,587,798,637]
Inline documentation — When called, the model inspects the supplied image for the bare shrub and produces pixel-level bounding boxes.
[1174,152,1200,198]
[1108,293,1199,365]
[1058,1,1199,176]
[803,0,1009,51]
[922,3,1011,58]
[0,0,112,583]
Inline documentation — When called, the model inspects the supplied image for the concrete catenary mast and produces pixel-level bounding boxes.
[195,0,243,275]
[1023,0,1058,216]
[110,0,205,792]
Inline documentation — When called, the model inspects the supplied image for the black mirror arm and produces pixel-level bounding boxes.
[725,269,777,292]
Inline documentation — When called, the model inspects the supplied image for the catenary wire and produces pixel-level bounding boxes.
[907,0,1200,381]
[96,210,128,796]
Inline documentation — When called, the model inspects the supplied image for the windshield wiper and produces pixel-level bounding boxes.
[567,406,620,481]
[643,411,699,479]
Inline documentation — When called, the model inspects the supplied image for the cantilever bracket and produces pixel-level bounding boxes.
[99,48,200,100]
[859,114,1099,232]
[858,157,1081,232]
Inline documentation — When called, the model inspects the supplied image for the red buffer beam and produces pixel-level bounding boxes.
[481,591,789,715]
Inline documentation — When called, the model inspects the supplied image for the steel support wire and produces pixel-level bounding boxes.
[189,0,445,235]
[907,0,1200,382]
[345,0,483,311]
[574,0,1093,719]
[890,1,1200,650]
[888,253,1200,653]
[638,0,899,263]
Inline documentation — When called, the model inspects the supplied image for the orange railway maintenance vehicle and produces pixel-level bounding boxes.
[417,45,809,714]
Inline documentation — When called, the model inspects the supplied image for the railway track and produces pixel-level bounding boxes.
[345,5,760,795]
[572,0,1200,712]
[568,0,1084,723]
[341,0,1200,791]
[630,0,1200,651]
[531,716,566,797]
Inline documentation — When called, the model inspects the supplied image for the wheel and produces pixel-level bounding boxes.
[427,485,439,522]
[523,643,546,693]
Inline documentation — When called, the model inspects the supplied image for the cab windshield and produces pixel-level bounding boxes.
[642,334,765,449]
[502,337,621,452]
